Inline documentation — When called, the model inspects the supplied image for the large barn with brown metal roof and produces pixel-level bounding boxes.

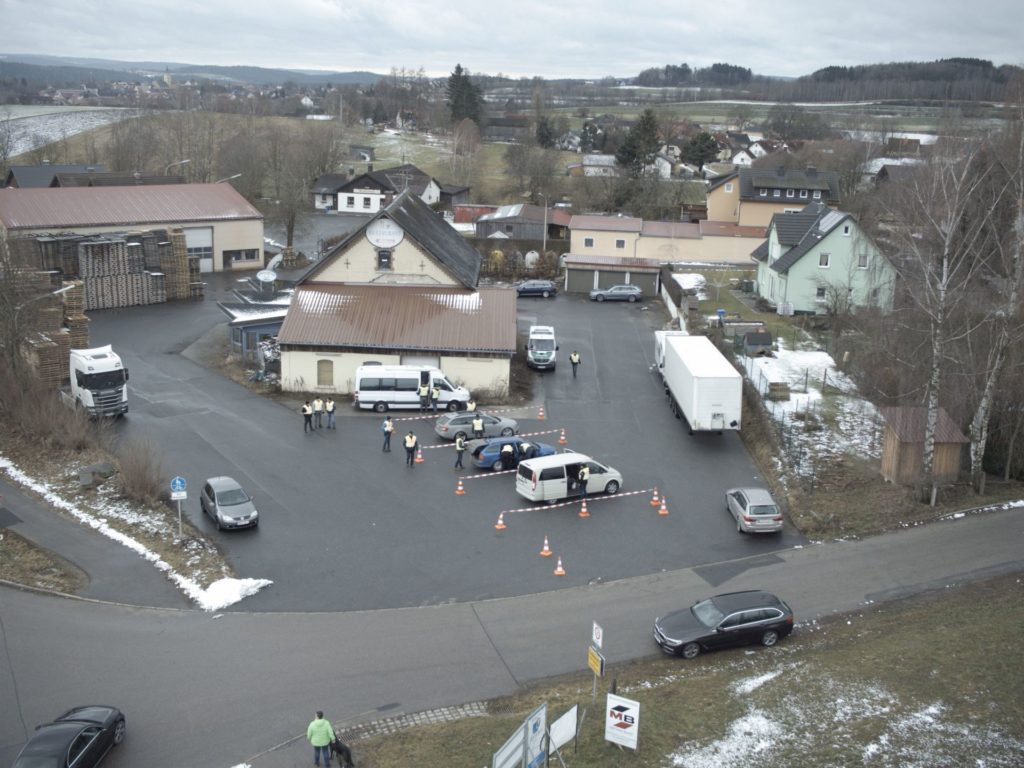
[0,183,264,273]
[277,190,517,396]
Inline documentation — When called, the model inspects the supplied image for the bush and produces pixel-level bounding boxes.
[116,437,165,505]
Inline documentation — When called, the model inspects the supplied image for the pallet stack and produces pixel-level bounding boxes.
[162,229,195,300]
[63,280,90,350]
[77,236,169,311]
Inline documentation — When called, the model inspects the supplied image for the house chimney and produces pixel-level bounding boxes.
[776,166,785,176]
[806,164,818,177]
[367,163,373,173]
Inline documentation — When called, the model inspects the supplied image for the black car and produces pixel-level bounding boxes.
[653,590,793,659]
[13,705,125,768]
[516,279,558,298]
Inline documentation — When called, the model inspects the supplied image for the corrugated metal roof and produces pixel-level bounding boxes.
[0,184,263,230]
[278,285,517,354]
[569,214,643,233]
[699,221,767,238]
[879,406,968,444]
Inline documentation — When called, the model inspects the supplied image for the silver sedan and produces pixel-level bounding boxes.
[433,411,518,441]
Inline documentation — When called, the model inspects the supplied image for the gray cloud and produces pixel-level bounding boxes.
[3,0,1021,79]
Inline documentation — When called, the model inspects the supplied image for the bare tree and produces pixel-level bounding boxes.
[876,136,999,501]
[449,118,480,185]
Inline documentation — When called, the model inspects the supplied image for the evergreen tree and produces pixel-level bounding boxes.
[615,109,661,177]
[681,132,719,169]
[446,64,482,126]
[535,116,556,148]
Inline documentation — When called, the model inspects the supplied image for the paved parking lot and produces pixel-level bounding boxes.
[88,283,804,612]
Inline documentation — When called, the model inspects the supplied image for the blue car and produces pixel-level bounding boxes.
[469,436,556,471]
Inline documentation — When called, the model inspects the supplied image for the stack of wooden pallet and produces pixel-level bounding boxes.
[162,229,193,301]
[63,281,90,350]
[77,237,169,311]
[22,335,65,387]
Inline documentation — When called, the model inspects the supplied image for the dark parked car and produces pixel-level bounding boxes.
[469,436,556,471]
[200,476,259,530]
[434,411,518,441]
[516,279,558,298]
[589,284,643,302]
[13,705,125,768]
[653,590,794,659]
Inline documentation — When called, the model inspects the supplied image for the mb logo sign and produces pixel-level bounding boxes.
[604,693,640,750]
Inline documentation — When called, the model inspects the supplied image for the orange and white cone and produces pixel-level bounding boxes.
[455,479,466,495]
[558,428,567,445]
[578,499,590,518]
[650,487,661,507]
[539,536,553,557]
[494,512,507,530]
[415,447,425,463]
[658,496,669,516]
[553,556,566,576]
[538,405,546,420]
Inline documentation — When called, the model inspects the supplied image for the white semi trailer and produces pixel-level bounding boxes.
[60,345,129,417]
[661,335,741,434]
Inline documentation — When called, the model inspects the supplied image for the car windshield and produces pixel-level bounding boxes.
[750,504,779,516]
[532,339,555,351]
[216,488,250,506]
[691,598,725,628]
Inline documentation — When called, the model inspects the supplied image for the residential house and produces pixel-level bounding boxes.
[706,165,841,227]
[0,184,264,273]
[731,149,755,166]
[333,164,441,214]
[4,164,108,188]
[50,172,186,187]
[311,173,350,210]
[751,202,895,314]
[481,116,531,142]
[276,190,516,395]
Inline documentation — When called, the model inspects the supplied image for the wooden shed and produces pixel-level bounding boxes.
[878,406,968,486]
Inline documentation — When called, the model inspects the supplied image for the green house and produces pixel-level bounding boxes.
[751,203,895,315]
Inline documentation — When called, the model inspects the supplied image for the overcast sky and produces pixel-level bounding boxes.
[3,0,1020,80]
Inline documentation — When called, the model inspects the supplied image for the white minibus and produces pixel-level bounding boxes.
[353,365,470,412]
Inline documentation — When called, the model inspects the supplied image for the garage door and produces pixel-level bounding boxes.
[401,354,440,368]
[632,273,659,296]
[565,268,595,294]
[184,227,214,273]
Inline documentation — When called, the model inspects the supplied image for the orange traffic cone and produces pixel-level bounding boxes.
[578,498,590,518]
[553,556,566,576]
[558,428,567,445]
[539,536,553,557]
[415,447,425,463]
[494,512,507,530]
[538,405,546,420]
[455,479,466,495]
[658,496,669,516]
[650,487,661,507]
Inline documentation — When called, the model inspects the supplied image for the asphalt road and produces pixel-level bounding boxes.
[78,281,800,612]
[1,506,1020,767]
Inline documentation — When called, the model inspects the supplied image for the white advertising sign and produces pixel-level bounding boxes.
[549,704,578,752]
[525,703,547,768]
[605,693,640,750]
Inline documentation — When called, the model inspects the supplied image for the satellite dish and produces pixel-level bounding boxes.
[257,269,278,284]
[266,254,284,270]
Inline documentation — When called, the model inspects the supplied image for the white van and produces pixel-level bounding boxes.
[525,325,558,370]
[353,365,470,412]
[515,452,623,502]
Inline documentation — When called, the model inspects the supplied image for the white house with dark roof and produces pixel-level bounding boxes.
[277,191,516,395]
[751,202,895,314]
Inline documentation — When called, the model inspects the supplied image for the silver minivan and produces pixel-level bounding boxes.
[515,452,622,502]
[525,325,558,371]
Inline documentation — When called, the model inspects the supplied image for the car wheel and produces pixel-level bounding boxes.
[373,401,388,413]
[596,295,605,302]
[500,427,515,436]
[736,519,744,533]
[447,401,460,412]
[215,516,222,531]
[604,480,620,494]
[761,629,779,647]
[628,295,638,303]
[493,459,505,472]
[542,290,550,298]
[113,718,126,745]
[681,642,701,659]
[454,431,468,441]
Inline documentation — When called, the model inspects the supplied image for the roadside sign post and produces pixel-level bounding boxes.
[170,476,187,539]
[588,621,605,705]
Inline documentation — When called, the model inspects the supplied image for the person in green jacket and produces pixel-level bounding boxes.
[307,710,335,767]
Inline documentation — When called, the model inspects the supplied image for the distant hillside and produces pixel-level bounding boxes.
[0,53,382,87]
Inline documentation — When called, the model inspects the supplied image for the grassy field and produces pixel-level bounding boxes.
[344,572,1024,767]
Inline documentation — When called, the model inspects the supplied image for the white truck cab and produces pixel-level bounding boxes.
[64,345,129,417]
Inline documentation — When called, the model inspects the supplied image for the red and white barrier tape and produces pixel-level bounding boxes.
[499,487,658,516]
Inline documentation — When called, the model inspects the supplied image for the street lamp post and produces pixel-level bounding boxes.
[164,159,190,175]
[7,284,75,371]
[215,173,242,184]
[537,192,548,256]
